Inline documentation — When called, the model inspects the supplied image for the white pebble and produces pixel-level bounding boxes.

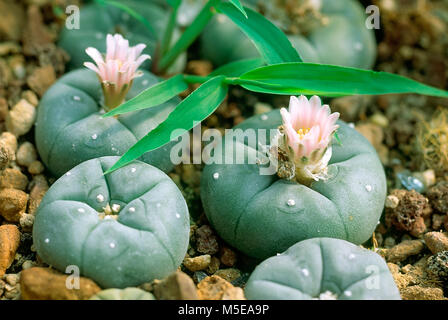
[287,199,296,206]
[96,194,105,203]
[213,172,219,180]
[365,185,372,192]
[5,99,36,137]
[129,207,136,213]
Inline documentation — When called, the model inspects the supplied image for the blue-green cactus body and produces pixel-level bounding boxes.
[245,238,401,300]
[200,0,376,69]
[35,68,177,177]
[200,110,386,259]
[33,156,190,288]
[59,0,185,73]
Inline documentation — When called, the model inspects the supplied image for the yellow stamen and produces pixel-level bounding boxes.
[297,128,310,139]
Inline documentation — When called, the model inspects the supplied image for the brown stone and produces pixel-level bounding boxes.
[385,240,425,263]
[400,286,447,300]
[432,214,446,231]
[0,168,29,191]
[0,97,7,121]
[183,255,211,272]
[0,188,28,222]
[197,275,245,300]
[220,246,237,267]
[22,5,55,56]
[0,224,20,277]
[20,267,101,300]
[207,256,220,274]
[385,189,431,236]
[26,65,56,97]
[424,232,448,254]
[0,0,25,41]
[28,175,49,215]
[214,268,241,283]
[195,225,219,255]
[427,182,448,214]
[153,271,199,300]
[186,60,213,77]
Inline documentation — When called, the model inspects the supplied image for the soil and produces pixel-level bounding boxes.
[0,0,448,300]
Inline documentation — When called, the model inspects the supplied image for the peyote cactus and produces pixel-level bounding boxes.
[36,66,178,177]
[244,238,401,300]
[59,0,186,74]
[33,156,190,288]
[90,287,155,300]
[201,102,387,260]
[200,0,376,69]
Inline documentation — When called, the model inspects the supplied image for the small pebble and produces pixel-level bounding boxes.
[183,255,211,272]
[28,160,44,175]
[16,142,37,167]
[214,268,241,283]
[5,99,36,137]
[424,232,448,254]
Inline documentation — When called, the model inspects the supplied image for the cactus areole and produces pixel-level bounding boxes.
[201,100,387,260]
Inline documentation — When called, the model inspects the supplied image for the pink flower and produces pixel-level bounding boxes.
[273,95,340,184]
[280,95,339,159]
[84,34,151,110]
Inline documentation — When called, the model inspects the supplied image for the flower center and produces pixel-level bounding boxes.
[297,128,310,139]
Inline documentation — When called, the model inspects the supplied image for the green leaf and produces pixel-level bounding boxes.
[94,0,156,37]
[209,58,264,77]
[216,2,302,65]
[103,75,188,117]
[238,62,448,98]
[228,0,248,18]
[166,0,182,9]
[159,0,220,72]
[106,76,228,173]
